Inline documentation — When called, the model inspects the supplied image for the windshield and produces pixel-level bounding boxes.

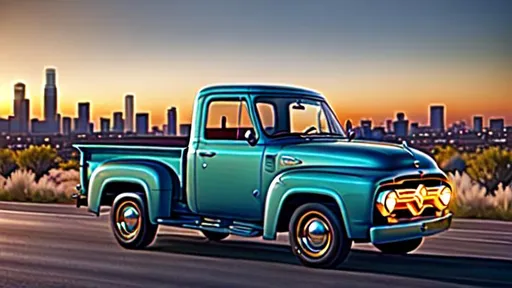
[255,96,346,138]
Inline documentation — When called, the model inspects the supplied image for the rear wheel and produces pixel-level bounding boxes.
[110,193,158,249]
[201,230,229,241]
[374,237,423,254]
[289,203,352,269]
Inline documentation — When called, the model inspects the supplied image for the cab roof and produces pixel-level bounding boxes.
[197,83,325,99]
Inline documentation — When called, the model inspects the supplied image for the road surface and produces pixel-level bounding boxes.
[0,202,511,288]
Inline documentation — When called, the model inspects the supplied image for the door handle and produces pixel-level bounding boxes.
[199,151,216,158]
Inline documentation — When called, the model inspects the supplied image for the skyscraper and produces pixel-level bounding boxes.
[100,118,110,133]
[44,68,58,132]
[20,99,30,133]
[62,117,72,135]
[13,82,25,118]
[430,105,445,132]
[489,118,504,132]
[393,112,409,137]
[77,102,90,133]
[167,107,177,136]
[135,113,149,135]
[360,119,372,139]
[113,112,124,132]
[12,83,28,133]
[473,116,483,133]
[125,94,134,133]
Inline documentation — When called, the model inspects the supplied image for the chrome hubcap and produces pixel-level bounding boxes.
[116,202,141,240]
[296,212,332,258]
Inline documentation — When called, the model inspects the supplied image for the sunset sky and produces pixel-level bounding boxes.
[1,0,511,128]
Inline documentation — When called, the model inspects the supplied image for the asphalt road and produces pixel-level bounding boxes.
[0,202,511,288]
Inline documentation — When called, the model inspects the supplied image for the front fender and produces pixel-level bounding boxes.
[88,160,174,224]
[263,169,376,240]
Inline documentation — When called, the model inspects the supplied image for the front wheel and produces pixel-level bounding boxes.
[110,194,158,249]
[289,203,352,269]
[373,237,423,254]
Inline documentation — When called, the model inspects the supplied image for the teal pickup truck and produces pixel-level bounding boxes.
[73,84,453,268]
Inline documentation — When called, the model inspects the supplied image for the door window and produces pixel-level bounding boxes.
[205,99,255,140]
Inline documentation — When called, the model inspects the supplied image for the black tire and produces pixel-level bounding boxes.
[110,193,158,250]
[289,203,352,269]
[201,230,230,241]
[374,237,423,255]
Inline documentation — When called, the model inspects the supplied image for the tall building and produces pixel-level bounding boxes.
[385,119,393,133]
[489,118,505,132]
[44,68,58,132]
[430,105,445,132]
[360,120,372,139]
[125,95,134,133]
[77,103,90,133]
[473,116,483,133]
[167,107,177,136]
[62,117,72,135]
[9,83,29,133]
[100,118,110,133]
[180,124,191,137]
[393,112,409,137]
[73,117,79,132]
[410,122,419,135]
[13,82,25,118]
[20,99,30,133]
[113,112,124,132]
[135,113,149,135]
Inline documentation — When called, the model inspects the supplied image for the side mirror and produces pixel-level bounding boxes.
[244,130,258,146]
[348,130,356,141]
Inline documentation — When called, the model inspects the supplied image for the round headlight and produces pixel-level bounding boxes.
[439,186,452,206]
[384,191,398,213]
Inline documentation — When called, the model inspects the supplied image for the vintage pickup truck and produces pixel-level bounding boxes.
[73,84,453,268]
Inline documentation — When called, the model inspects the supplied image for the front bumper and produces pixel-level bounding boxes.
[370,213,452,244]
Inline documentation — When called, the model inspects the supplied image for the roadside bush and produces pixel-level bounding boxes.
[0,149,17,177]
[448,171,512,220]
[463,146,512,196]
[15,145,58,180]
[0,168,78,203]
[58,159,80,171]
[1,169,36,201]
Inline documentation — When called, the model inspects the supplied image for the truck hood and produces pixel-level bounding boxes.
[278,139,438,171]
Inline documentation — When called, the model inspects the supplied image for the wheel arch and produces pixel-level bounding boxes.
[263,185,352,240]
[88,159,177,223]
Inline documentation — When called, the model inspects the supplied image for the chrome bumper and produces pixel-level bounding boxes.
[370,213,452,244]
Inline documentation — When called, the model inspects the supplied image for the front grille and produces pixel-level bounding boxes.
[373,176,450,226]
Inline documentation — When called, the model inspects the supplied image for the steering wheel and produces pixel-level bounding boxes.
[303,126,318,134]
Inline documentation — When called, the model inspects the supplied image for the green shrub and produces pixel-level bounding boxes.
[58,159,80,171]
[15,145,58,180]
[0,149,17,177]
[464,147,512,196]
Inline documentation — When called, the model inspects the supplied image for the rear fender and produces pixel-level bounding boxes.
[88,160,174,224]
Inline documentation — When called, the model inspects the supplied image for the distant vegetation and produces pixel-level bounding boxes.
[0,145,510,220]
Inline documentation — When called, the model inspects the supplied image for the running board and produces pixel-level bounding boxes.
[156,217,262,237]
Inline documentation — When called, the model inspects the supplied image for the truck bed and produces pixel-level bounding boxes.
[74,136,189,148]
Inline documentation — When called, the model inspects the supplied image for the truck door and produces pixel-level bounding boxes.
[195,95,264,221]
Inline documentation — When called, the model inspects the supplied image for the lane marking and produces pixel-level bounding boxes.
[440,236,512,245]
[449,228,512,236]
[0,209,96,220]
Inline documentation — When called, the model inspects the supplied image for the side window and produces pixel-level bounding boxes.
[256,103,275,134]
[205,99,254,140]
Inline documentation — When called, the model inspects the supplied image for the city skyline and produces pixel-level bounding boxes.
[1,0,511,127]
[0,67,509,134]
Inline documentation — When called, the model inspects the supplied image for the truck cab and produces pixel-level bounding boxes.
[74,84,453,269]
